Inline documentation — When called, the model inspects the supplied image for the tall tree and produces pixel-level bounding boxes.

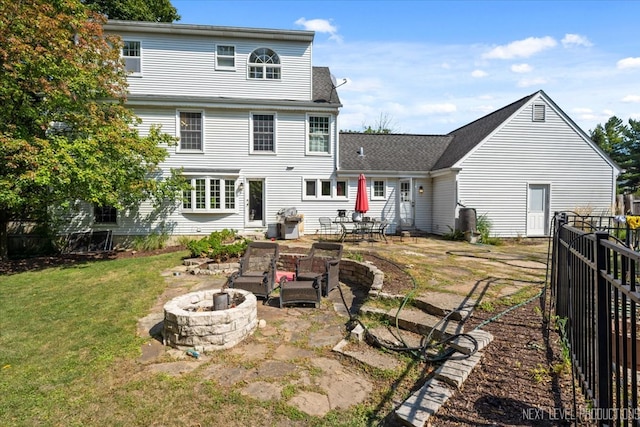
[0,0,185,259]
[591,116,640,194]
[82,0,180,22]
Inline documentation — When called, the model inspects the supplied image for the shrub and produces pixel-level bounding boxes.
[443,226,465,241]
[132,231,169,251]
[186,229,249,260]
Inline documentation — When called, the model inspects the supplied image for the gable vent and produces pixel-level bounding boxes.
[532,103,546,122]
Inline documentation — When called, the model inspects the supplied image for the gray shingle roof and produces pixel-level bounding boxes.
[313,67,342,105]
[339,91,539,173]
[339,133,453,172]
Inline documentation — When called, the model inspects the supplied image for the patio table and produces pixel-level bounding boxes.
[334,219,376,242]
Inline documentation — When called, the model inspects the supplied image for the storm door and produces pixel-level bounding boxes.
[247,179,265,227]
[527,184,549,236]
[399,179,414,228]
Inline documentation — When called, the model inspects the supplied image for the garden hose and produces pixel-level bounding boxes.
[337,237,551,365]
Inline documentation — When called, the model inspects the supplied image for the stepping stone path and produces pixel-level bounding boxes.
[137,260,494,425]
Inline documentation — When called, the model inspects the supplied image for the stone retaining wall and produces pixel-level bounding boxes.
[184,254,385,297]
[278,254,384,297]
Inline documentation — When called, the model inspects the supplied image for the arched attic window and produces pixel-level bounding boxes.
[248,48,281,80]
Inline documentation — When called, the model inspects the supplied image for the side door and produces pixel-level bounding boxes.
[399,179,414,228]
[527,184,549,236]
[246,178,265,227]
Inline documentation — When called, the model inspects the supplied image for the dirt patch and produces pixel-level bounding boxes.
[430,298,593,426]
[0,246,187,275]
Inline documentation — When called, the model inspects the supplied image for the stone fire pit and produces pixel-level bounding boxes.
[163,288,257,351]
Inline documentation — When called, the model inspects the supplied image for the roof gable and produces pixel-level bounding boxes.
[431,92,537,170]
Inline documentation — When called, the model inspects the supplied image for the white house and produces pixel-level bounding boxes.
[340,91,620,237]
[68,21,619,242]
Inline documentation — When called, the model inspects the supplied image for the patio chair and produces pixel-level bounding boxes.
[295,242,343,297]
[227,241,279,299]
[375,219,390,242]
[318,217,338,240]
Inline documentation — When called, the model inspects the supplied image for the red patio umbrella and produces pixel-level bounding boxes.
[355,173,369,214]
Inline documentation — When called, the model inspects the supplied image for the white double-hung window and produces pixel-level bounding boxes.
[122,40,141,75]
[177,111,204,152]
[216,45,235,69]
[307,115,331,154]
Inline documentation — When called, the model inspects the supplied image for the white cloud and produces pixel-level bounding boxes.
[471,69,488,78]
[517,77,548,87]
[617,57,640,69]
[483,36,557,59]
[511,63,532,73]
[562,33,592,48]
[622,95,640,103]
[471,105,496,114]
[294,18,342,42]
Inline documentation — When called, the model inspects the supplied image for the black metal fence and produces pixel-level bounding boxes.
[551,213,640,426]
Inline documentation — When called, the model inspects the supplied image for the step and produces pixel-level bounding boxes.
[333,338,402,371]
[360,306,464,342]
[412,292,476,322]
[448,328,493,355]
[394,377,454,427]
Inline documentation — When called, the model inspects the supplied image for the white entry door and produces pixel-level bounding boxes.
[527,184,549,236]
[246,179,265,227]
[399,179,414,228]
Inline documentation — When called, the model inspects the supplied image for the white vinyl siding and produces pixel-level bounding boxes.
[431,173,457,235]
[103,107,338,236]
[112,32,312,101]
[456,97,615,237]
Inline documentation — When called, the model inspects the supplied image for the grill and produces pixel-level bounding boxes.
[277,207,303,239]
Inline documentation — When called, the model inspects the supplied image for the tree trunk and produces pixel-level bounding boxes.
[0,220,8,261]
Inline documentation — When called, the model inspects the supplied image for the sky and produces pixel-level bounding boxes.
[171,0,640,135]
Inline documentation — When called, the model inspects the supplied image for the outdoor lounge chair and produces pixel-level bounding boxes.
[295,242,343,297]
[227,241,279,299]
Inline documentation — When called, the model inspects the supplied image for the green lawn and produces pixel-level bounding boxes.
[0,252,380,426]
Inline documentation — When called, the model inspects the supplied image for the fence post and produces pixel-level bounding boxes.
[595,231,612,421]
[551,212,566,316]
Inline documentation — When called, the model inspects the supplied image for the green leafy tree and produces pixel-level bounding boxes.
[82,0,180,22]
[0,0,185,259]
[591,116,640,194]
